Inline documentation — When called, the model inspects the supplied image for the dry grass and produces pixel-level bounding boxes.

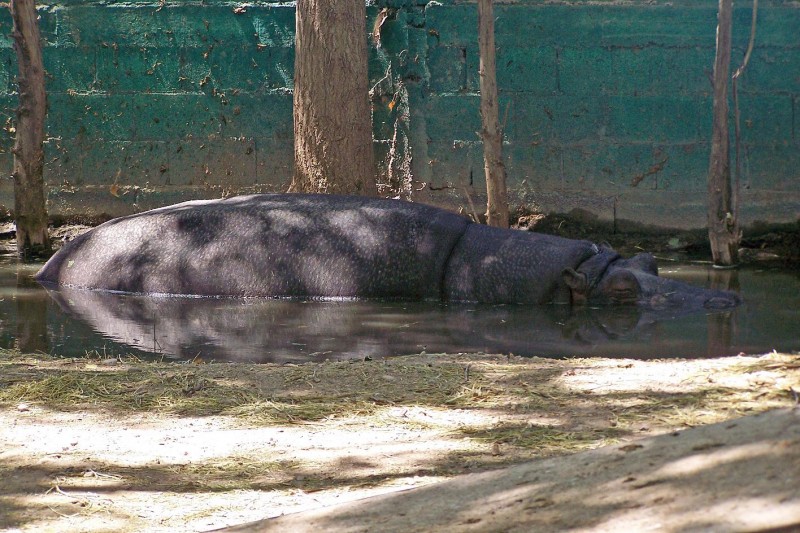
[2,349,797,455]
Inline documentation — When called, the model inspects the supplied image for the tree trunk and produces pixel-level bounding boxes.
[477,0,509,228]
[10,0,51,260]
[291,0,377,196]
[707,0,739,266]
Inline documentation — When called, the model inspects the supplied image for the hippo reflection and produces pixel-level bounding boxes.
[36,194,740,310]
[44,287,739,362]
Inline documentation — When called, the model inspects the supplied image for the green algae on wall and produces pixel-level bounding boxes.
[0,0,797,229]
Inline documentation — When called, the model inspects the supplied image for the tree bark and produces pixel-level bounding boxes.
[10,0,50,260]
[291,0,377,196]
[707,0,739,266]
[478,0,508,228]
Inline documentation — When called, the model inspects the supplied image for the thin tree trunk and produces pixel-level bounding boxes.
[10,0,50,259]
[477,0,508,228]
[730,0,758,260]
[291,0,377,196]
[707,0,738,266]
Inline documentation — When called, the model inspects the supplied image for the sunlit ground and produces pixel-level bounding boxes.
[0,350,798,531]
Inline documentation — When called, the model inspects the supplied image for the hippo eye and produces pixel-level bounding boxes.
[609,287,639,304]
[599,270,641,305]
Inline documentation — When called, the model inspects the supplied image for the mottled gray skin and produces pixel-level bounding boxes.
[36,193,740,309]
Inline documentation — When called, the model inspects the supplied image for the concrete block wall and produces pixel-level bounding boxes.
[406,0,800,229]
[0,1,299,219]
[0,0,797,229]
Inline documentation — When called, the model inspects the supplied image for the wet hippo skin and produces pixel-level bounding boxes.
[36,193,740,310]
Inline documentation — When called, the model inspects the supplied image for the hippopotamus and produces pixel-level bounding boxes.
[35,193,740,310]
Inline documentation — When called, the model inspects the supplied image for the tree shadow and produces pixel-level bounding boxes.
[3,350,797,530]
[236,409,800,532]
[36,194,469,300]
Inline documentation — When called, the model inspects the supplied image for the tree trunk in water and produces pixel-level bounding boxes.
[707,0,739,266]
[16,268,49,353]
[477,0,508,228]
[291,0,377,196]
[10,0,51,259]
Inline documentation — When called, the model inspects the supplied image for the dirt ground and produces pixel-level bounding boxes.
[1,349,798,532]
[233,408,800,533]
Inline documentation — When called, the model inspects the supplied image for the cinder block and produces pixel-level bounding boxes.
[545,95,612,144]
[504,142,564,191]
[202,137,258,188]
[496,46,559,95]
[56,6,180,48]
[743,143,800,191]
[739,49,800,93]
[218,93,293,140]
[425,5,476,49]
[0,12,12,50]
[736,5,800,48]
[254,137,293,187]
[735,93,794,142]
[44,138,86,186]
[604,95,711,143]
[560,46,713,97]
[48,93,137,140]
[501,96,558,142]
[0,49,12,96]
[423,138,484,190]
[44,45,97,94]
[172,46,272,95]
[651,142,708,192]
[250,7,296,48]
[427,45,466,93]
[96,45,181,94]
[425,94,481,141]
[80,140,171,187]
[561,142,660,193]
[130,93,224,141]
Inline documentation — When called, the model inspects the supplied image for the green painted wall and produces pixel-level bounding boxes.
[0,0,797,229]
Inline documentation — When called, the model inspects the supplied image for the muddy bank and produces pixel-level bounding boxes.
[515,211,800,267]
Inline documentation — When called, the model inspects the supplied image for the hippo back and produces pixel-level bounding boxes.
[36,194,471,299]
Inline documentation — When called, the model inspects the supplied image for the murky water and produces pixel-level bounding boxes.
[2,258,798,362]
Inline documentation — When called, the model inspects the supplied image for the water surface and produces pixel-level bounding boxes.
[2,259,798,362]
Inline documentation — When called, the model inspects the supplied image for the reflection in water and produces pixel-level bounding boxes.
[707,269,739,357]
[1,259,798,362]
[44,286,714,362]
[15,267,49,353]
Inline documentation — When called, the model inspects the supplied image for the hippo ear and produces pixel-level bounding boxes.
[562,268,588,294]
[626,253,658,276]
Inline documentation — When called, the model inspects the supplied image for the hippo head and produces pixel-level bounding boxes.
[562,250,741,310]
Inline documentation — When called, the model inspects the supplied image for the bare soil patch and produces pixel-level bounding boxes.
[1,350,798,532]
